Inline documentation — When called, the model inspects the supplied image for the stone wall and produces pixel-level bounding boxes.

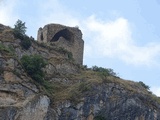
[37,24,84,65]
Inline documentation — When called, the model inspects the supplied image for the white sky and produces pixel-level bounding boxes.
[0,0,160,96]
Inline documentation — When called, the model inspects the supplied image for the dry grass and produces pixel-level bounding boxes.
[42,70,101,103]
[43,69,160,106]
[0,29,15,42]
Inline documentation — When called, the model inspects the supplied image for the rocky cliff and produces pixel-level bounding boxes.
[0,23,160,120]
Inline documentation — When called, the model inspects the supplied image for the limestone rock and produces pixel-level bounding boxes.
[17,95,50,120]
[0,95,50,120]
[4,71,21,83]
[53,83,160,120]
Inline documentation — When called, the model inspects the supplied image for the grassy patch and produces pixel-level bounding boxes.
[38,42,48,48]
[41,73,96,104]
[149,94,160,105]
[79,82,92,93]
[67,81,93,103]
[0,43,15,56]
[0,29,15,42]
[46,71,102,103]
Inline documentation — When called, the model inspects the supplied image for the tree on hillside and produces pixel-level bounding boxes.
[13,20,32,50]
[13,19,27,38]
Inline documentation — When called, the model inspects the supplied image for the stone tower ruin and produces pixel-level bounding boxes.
[37,24,84,65]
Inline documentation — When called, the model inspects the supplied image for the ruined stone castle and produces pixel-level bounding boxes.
[37,24,84,65]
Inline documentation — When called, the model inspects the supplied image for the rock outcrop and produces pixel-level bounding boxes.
[0,23,160,120]
[53,83,160,120]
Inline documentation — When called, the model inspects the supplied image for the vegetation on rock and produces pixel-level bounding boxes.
[0,43,15,55]
[92,65,118,77]
[20,54,47,84]
[56,47,73,60]
[20,35,32,50]
[138,81,150,90]
[13,19,27,37]
[13,19,32,50]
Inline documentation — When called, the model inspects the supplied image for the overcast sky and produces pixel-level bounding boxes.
[0,0,160,96]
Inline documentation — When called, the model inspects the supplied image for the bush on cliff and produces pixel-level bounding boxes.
[20,35,32,50]
[20,55,47,84]
[138,81,150,90]
[92,65,118,77]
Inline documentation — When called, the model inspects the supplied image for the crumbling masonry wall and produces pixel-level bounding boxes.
[37,24,84,65]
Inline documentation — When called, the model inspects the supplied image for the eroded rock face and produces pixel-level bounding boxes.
[17,95,50,120]
[0,95,50,120]
[51,84,160,120]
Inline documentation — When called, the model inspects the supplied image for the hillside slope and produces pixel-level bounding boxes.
[0,23,160,120]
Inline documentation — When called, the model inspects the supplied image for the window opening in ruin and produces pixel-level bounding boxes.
[50,29,73,42]
[40,33,43,41]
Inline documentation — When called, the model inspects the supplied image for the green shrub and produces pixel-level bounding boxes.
[67,52,73,60]
[138,81,150,90]
[20,55,47,84]
[92,66,118,77]
[20,35,31,50]
[94,115,106,120]
[83,65,88,69]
